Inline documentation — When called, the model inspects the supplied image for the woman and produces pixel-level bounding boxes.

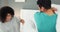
[34,0,57,32]
[0,6,24,32]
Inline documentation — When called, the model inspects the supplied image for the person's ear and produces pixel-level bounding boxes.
[40,7,46,12]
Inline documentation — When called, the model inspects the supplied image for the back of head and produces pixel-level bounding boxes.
[37,0,51,9]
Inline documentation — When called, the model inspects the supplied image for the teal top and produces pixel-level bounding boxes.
[34,12,57,32]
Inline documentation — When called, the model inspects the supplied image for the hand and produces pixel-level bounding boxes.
[20,19,25,25]
[51,7,57,11]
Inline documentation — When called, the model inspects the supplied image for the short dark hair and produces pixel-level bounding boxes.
[0,6,14,23]
[37,0,51,9]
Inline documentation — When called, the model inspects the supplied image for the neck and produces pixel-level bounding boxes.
[44,9,54,16]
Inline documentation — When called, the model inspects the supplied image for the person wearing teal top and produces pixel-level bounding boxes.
[34,12,57,32]
[34,0,57,32]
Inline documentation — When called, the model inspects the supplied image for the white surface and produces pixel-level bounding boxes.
[20,4,60,32]
[15,0,25,2]
[20,9,39,32]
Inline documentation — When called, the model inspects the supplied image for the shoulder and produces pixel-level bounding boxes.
[11,16,20,22]
[12,16,20,20]
[34,12,43,16]
[34,12,41,15]
[35,12,40,14]
[34,12,42,18]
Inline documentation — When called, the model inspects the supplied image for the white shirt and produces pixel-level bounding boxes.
[0,16,20,32]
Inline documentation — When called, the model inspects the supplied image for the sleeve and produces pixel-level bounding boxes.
[12,17,20,32]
